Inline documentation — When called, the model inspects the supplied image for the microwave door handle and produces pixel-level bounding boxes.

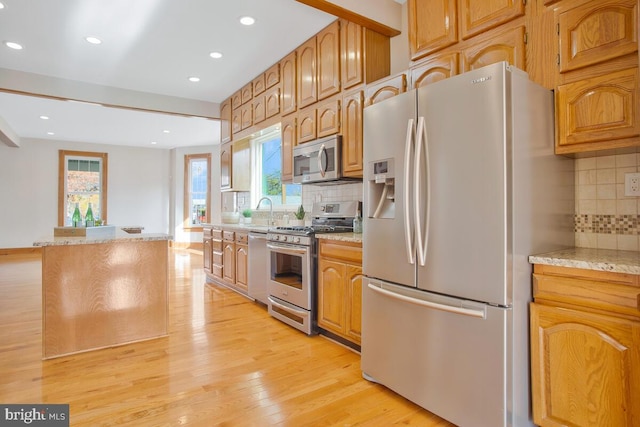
[317,144,327,177]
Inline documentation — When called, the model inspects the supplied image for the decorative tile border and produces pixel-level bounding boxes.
[575,214,640,235]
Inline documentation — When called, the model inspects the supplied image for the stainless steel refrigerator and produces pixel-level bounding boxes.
[361,62,574,427]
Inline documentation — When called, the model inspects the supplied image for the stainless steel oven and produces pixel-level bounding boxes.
[266,234,315,335]
[265,201,361,335]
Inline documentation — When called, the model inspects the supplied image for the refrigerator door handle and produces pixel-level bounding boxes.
[415,116,430,266]
[404,118,416,265]
[367,283,486,319]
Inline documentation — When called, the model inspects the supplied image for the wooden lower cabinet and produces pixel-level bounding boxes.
[530,264,640,427]
[204,226,248,296]
[317,239,363,346]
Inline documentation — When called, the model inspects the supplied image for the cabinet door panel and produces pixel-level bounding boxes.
[240,103,252,130]
[317,21,341,101]
[365,73,407,107]
[235,244,249,293]
[222,242,235,284]
[461,25,525,72]
[459,0,524,40]
[342,89,363,177]
[298,37,317,109]
[252,73,266,96]
[253,95,265,124]
[341,20,363,90]
[281,116,296,183]
[231,108,241,134]
[265,87,280,119]
[231,90,242,109]
[531,303,640,427]
[317,98,340,138]
[556,67,640,150]
[220,142,232,190]
[297,107,317,143]
[281,51,297,116]
[265,63,280,88]
[558,0,638,73]
[220,98,232,143]
[345,265,363,344]
[408,0,457,60]
[241,82,253,105]
[318,259,346,335]
[410,52,459,89]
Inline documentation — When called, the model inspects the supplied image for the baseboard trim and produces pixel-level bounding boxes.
[0,247,42,256]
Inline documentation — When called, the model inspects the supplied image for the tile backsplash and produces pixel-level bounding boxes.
[575,153,640,250]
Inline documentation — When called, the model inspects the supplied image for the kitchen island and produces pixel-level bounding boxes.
[34,230,171,359]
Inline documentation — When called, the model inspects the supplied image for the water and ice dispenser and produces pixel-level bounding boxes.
[367,158,395,219]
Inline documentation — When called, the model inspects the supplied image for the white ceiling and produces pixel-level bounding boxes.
[0,0,337,148]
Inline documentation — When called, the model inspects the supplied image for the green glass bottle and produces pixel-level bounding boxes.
[85,203,95,227]
[72,203,82,227]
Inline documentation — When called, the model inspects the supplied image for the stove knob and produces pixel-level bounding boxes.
[294,237,301,244]
[283,236,288,242]
[274,235,280,241]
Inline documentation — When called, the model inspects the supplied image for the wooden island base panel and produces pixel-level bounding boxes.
[35,233,170,359]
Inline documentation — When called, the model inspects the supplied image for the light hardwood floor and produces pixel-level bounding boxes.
[0,250,455,426]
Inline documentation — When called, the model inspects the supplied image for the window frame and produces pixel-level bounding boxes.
[58,150,108,226]
[250,129,301,209]
[183,153,211,231]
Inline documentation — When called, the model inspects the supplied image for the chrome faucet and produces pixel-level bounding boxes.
[256,197,274,226]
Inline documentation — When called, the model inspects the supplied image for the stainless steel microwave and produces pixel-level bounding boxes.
[293,135,346,184]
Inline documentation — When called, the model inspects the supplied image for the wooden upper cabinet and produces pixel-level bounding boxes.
[365,72,407,107]
[265,63,280,88]
[556,0,638,73]
[220,142,232,190]
[240,103,252,130]
[231,108,242,135]
[219,98,232,143]
[317,20,341,101]
[265,86,280,119]
[342,89,364,177]
[459,0,525,40]
[341,20,363,90]
[410,52,459,89]
[297,105,317,143]
[252,73,266,96]
[298,37,318,109]
[317,97,340,138]
[281,115,296,183]
[556,67,640,153]
[408,0,458,61]
[231,90,242,109]
[461,24,525,72]
[240,82,253,104]
[253,96,265,124]
[281,51,297,116]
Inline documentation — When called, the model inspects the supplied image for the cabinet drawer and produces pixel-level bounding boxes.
[223,231,235,241]
[212,229,223,240]
[319,240,362,264]
[211,239,223,252]
[533,265,640,318]
[235,233,248,244]
[203,227,213,237]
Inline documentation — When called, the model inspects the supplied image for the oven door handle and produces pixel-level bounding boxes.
[268,296,309,316]
[267,243,308,256]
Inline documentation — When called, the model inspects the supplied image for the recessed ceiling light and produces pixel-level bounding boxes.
[209,51,223,59]
[151,141,158,145]
[163,130,170,134]
[0,3,5,9]
[47,132,55,136]
[4,41,23,50]
[188,77,200,82]
[239,16,255,26]
[40,115,49,120]
[85,36,102,45]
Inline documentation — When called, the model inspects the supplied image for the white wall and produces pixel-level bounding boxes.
[389,1,409,75]
[0,138,171,248]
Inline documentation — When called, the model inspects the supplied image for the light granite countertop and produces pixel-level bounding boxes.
[316,232,363,244]
[529,247,640,275]
[203,223,271,233]
[34,230,172,247]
